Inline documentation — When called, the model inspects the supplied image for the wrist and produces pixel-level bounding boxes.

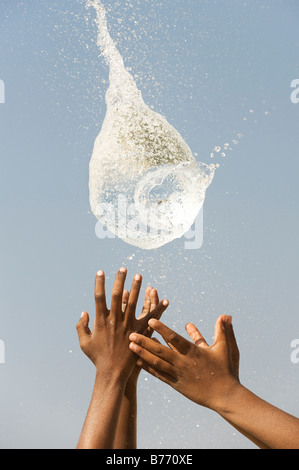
[126,369,141,387]
[211,379,245,415]
[94,368,129,389]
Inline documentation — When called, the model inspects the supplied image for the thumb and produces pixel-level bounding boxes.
[213,315,228,346]
[76,311,92,345]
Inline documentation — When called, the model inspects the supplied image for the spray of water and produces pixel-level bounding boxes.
[87,0,217,250]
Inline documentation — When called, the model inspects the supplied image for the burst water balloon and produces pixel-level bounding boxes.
[87,0,217,249]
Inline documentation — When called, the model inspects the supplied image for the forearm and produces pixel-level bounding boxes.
[217,384,299,449]
[223,419,271,449]
[114,379,138,449]
[77,372,126,449]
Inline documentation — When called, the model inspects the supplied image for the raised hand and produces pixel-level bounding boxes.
[76,268,169,379]
[129,315,240,412]
[76,267,169,449]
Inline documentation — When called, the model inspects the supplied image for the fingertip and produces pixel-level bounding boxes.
[76,312,89,332]
[148,318,158,328]
[97,270,104,278]
[216,315,228,328]
[214,315,228,340]
[129,333,138,342]
[162,299,169,307]
[185,323,196,335]
[150,288,159,303]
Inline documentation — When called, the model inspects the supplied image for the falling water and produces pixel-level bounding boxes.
[87,0,217,249]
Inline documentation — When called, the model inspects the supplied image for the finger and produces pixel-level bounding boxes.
[110,267,127,319]
[122,289,130,313]
[138,300,169,334]
[140,286,153,318]
[136,358,177,385]
[150,288,159,312]
[151,337,162,344]
[139,288,159,337]
[129,332,176,365]
[148,319,192,355]
[213,315,228,346]
[185,323,209,348]
[129,336,177,375]
[76,311,92,346]
[145,289,160,336]
[225,316,240,376]
[124,274,142,321]
[94,271,107,319]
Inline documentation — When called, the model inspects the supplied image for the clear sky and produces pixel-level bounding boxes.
[0,0,299,449]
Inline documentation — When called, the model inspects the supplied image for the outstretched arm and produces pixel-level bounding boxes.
[113,286,161,449]
[217,385,299,450]
[129,316,299,449]
[76,268,168,449]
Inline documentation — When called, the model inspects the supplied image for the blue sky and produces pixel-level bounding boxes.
[0,0,299,448]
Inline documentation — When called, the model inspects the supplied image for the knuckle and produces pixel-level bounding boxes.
[153,358,162,369]
[94,293,105,303]
[79,339,89,354]
[128,300,137,309]
[111,291,122,301]
[154,345,163,355]
[76,321,85,332]
[136,336,144,347]
[168,332,179,342]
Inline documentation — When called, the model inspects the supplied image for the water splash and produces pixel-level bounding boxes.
[87,0,217,249]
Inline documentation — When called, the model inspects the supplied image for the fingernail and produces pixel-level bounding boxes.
[81,312,85,318]
[97,270,104,277]
[148,319,157,327]
[129,342,139,352]
[129,333,137,342]
[135,274,141,281]
[120,267,127,273]
[163,299,169,307]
